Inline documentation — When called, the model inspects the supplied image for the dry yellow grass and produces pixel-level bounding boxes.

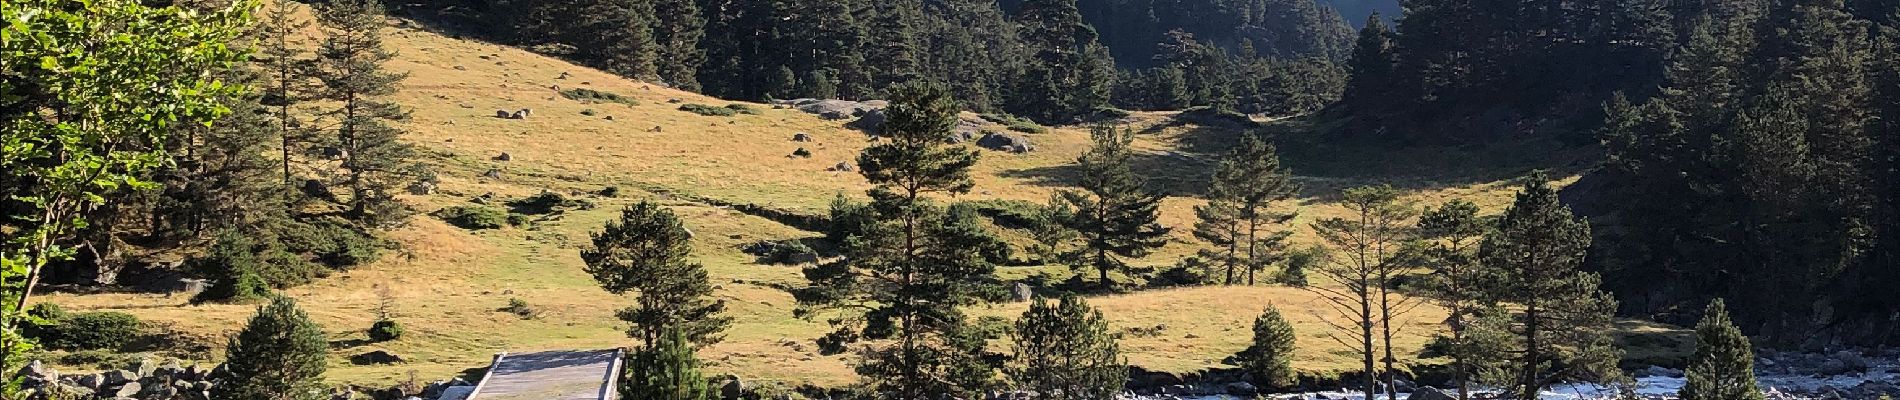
[34,6,1588,389]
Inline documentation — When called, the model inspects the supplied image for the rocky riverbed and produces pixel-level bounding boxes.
[1126,349,1900,400]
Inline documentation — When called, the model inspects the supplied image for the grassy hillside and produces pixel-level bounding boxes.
[33,9,1624,389]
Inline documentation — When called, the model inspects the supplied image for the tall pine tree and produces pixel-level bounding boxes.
[622,327,715,400]
[1476,172,1622,399]
[1053,126,1171,286]
[310,0,425,226]
[1013,0,1116,123]
[583,201,731,348]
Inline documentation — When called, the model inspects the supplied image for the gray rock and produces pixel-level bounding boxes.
[721,379,746,399]
[19,360,52,381]
[1410,386,1456,400]
[101,370,137,386]
[1012,283,1033,302]
[108,382,141,398]
[407,181,437,195]
[1637,365,1684,378]
[848,109,887,133]
[483,169,503,179]
[495,109,512,118]
[819,110,851,120]
[792,132,812,142]
[495,152,512,161]
[976,132,1033,153]
[74,373,102,389]
[1224,381,1258,396]
[829,161,854,172]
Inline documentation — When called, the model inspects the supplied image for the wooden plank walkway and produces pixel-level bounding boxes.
[466,349,623,400]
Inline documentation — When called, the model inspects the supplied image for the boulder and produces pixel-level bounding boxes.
[795,99,880,118]
[847,109,887,133]
[818,110,851,120]
[19,360,52,382]
[791,132,813,142]
[1012,283,1033,302]
[495,109,511,118]
[495,152,513,161]
[1410,386,1456,400]
[509,110,528,119]
[406,181,437,196]
[483,169,503,179]
[721,378,746,399]
[101,370,137,386]
[107,382,141,398]
[1224,381,1259,396]
[829,161,854,172]
[976,132,1034,153]
[74,373,102,389]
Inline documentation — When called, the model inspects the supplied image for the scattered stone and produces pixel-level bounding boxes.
[482,169,503,179]
[1410,386,1456,400]
[494,152,513,161]
[792,132,813,142]
[495,109,512,118]
[509,109,529,119]
[557,71,571,79]
[453,65,467,70]
[604,115,614,121]
[101,370,137,386]
[667,98,683,103]
[847,109,886,133]
[721,379,746,399]
[649,126,664,132]
[1013,283,1033,302]
[829,161,854,172]
[1224,381,1258,397]
[407,181,438,195]
[976,132,1034,153]
[785,252,820,265]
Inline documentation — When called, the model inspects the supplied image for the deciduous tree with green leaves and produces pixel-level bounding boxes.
[1,0,255,391]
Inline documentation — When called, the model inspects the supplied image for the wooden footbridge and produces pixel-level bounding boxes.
[457,349,624,400]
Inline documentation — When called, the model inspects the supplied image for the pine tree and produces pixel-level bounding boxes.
[1009,294,1125,400]
[1234,306,1297,389]
[1679,299,1764,400]
[651,0,705,90]
[309,0,425,226]
[798,82,1000,400]
[1308,185,1413,397]
[592,0,659,79]
[582,201,731,348]
[866,0,926,90]
[1477,172,1622,399]
[1054,125,1171,287]
[622,328,715,400]
[255,0,312,189]
[1340,14,1397,117]
[1415,200,1492,400]
[1194,134,1297,285]
[1013,0,1116,123]
[215,295,328,400]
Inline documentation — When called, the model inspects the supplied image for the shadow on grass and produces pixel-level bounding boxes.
[1001,114,1599,199]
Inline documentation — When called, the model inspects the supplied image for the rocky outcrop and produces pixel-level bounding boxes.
[977,132,1034,153]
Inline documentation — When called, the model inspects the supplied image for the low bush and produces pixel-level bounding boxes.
[679,103,737,116]
[979,113,1048,134]
[725,103,762,115]
[35,312,143,351]
[274,217,383,268]
[500,298,538,320]
[369,319,404,342]
[559,88,638,105]
[507,191,594,215]
[434,205,509,230]
[193,230,297,303]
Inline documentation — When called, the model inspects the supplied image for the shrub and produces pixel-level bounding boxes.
[369,319,404,342]
[506,214,533,226]
[743,240,815,264]
[597,186,621,197]
[37,312,142,351]
[826,195,875,245]
[274,217,383,268]
[1236,307,1298,389]
[678,103,736,116]
[959,199,1043,230]
[980,113,1047,134]
[500,298,538,320]
[192,230,292,303]
[792,147,812,158]
[27,302,66,322]
[1149,257,1210,287]
[507,191,593,215]
[434,205,508,230]
[724,103,761,115]
[559,88,638,105]
[1088,106,1132,120]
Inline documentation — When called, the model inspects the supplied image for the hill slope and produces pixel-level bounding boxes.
[38,10,1594,389]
